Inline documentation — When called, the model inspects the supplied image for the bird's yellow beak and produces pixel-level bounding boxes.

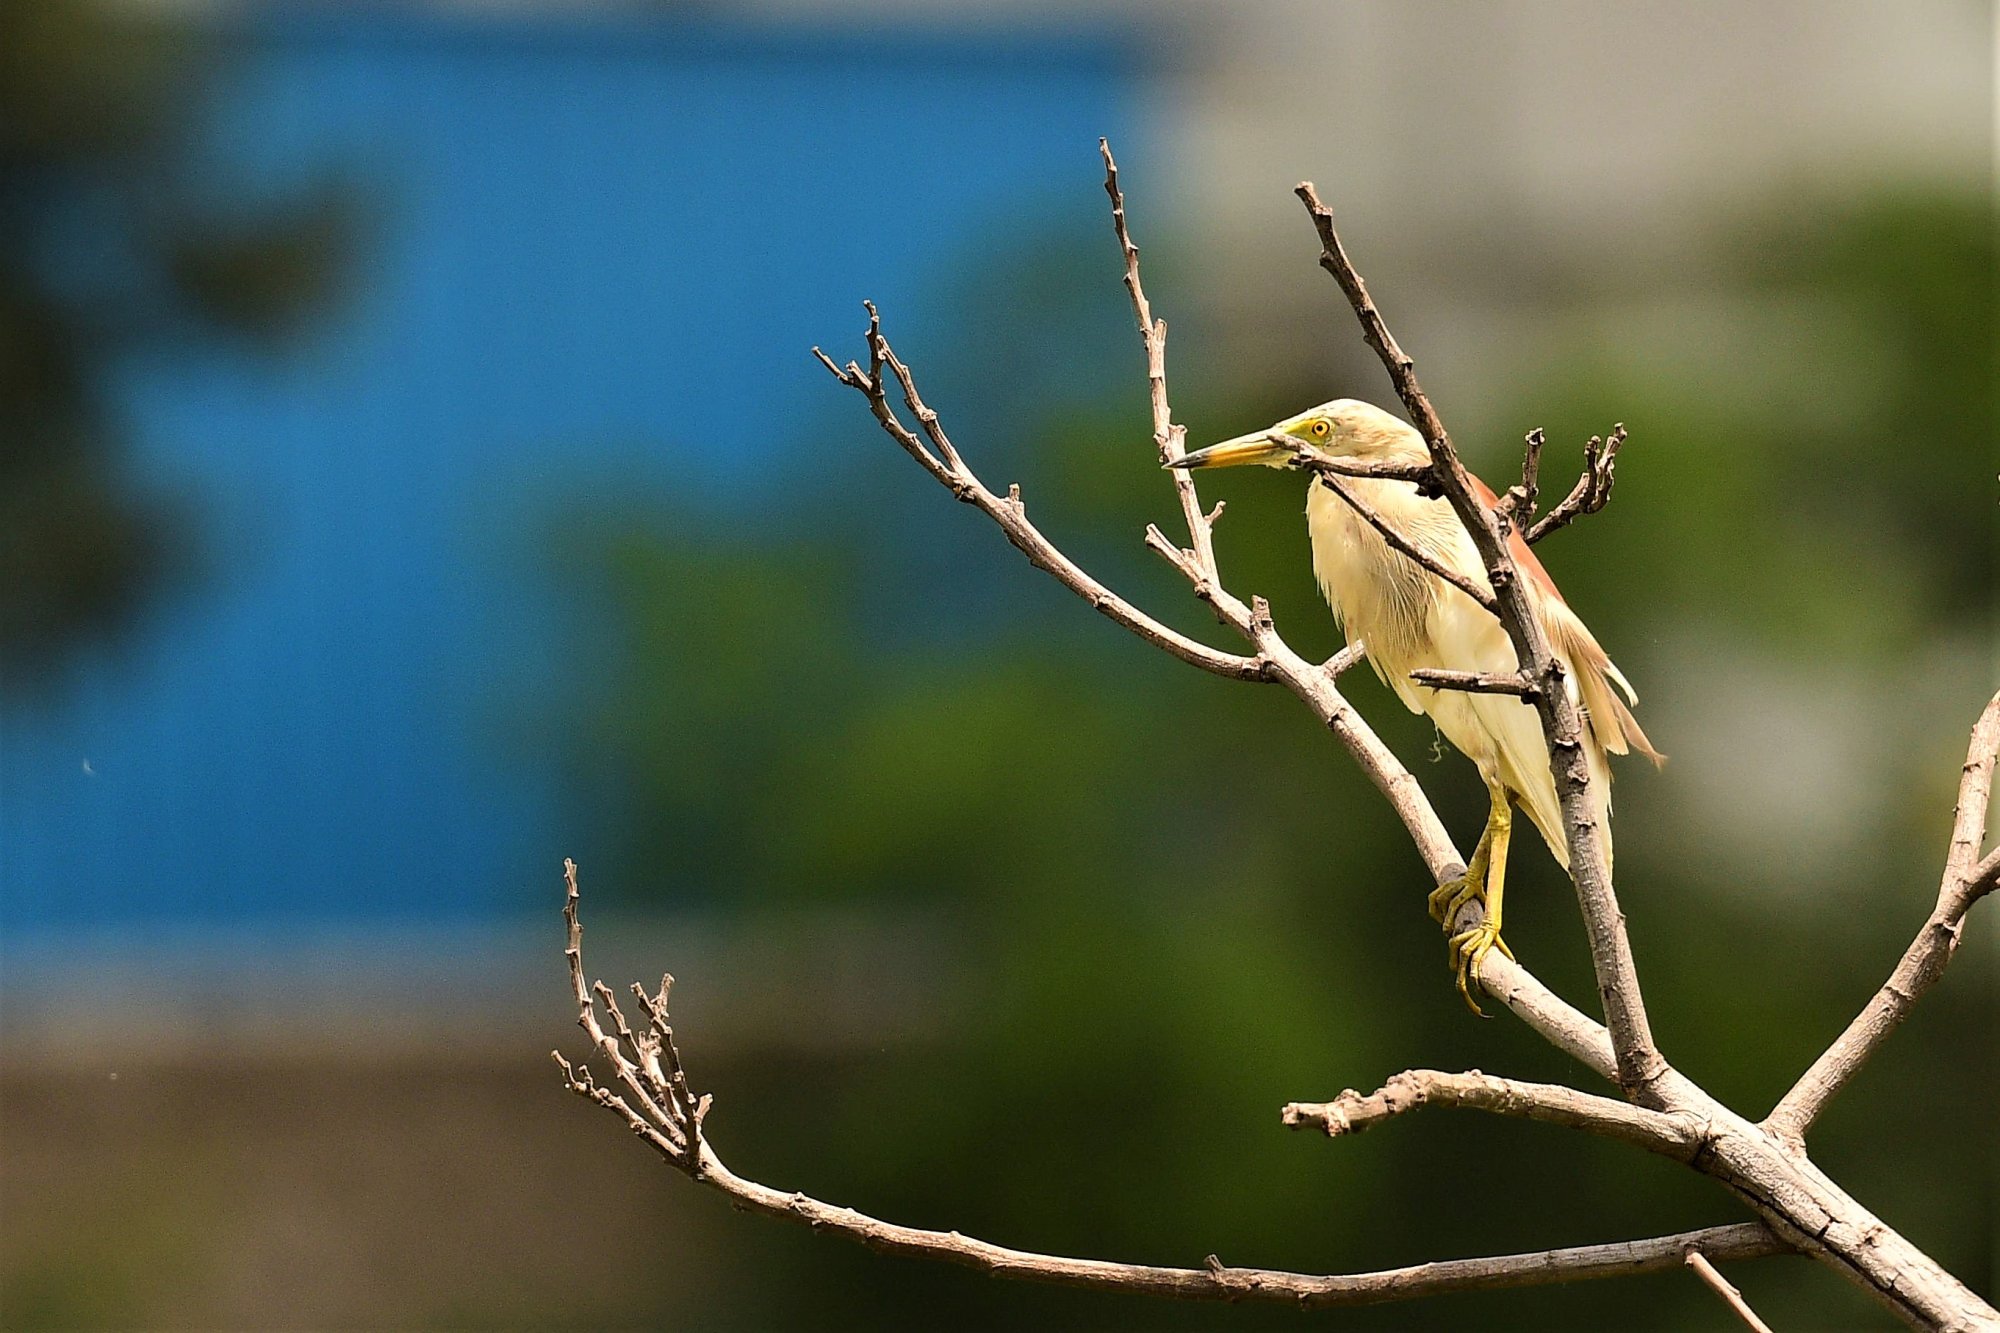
[1165,430,1296,470]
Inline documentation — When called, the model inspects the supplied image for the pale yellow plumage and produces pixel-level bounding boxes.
[1173,398,1658,1007]
[1307,463,1603,868]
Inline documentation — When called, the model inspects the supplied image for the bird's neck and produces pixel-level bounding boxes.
[1307,472,1463,562]
[1370,432,1433,469]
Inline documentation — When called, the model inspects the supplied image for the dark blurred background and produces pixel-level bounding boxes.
[0,2,1991,1328]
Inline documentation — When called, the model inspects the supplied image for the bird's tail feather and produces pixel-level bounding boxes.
[1545,602,1664,768]
[1510,738,1614,876]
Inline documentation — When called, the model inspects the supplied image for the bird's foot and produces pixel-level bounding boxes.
[1447,917,1514,1016]
[1426,874,1479,925]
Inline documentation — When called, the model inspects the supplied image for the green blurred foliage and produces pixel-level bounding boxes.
[0,1,354,688]
[550,183,1991,1329]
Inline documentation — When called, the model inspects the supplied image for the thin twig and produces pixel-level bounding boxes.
[813,312,1267,683]
[1686,1247,1778,1333]
[1239,429,1437,485]
[1526,425,1627,545]
[1294,180,1665,1096]
[561,859,694,1159]
[1300,454,1437,485]
[1281,1069,1704,1158]
[1160,430,1476,604]
[1408,668,1541,699]
[1767,689,2000,1141]
[1316,473,1499,611]
[694,1152,1785,1309]
[1496,427,1546,527]
[1324,640,1369,680]
[1103,139,1217,583]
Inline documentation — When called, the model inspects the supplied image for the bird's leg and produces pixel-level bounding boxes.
[1425,783,1509,924]
[1445,785,1516,1014]
[1426,824,1492,925]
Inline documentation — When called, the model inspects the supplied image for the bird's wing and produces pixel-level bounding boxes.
[1469,475,1664,767]
[1540,593,1664,766]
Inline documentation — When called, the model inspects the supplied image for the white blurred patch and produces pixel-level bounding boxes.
[1656,634,1885,895]
[1649,629,1992,900]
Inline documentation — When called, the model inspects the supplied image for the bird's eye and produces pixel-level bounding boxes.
[1310,420,1330,438]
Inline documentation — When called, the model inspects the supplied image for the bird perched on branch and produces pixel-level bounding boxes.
[1171,399,1660,1008]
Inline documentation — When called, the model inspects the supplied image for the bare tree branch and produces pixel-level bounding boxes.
[1281,1069,1704,1158]
[556,861,1783,1309]
[1294,180,1666,1096]
[1473,951,1621,1079]
[1408,668,1541,699]
[1495,427,1546,527]
[1686,1247,1778,1333]
[1315,472,1500,611]
[1324,639,1369,678]
[1300,453,1438,486]
[1766,689,2000,1142]
[561,861,696,1162]
[1964,845,2000,900]
[1102,139,1218,586]
[1527,426,1628,545]
[1280,183,2000,1325]
[696,1155,1783,1309]
[812,314,1268,684]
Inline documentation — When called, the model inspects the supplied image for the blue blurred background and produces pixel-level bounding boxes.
[2,8,1136,934]
[1,2,1991,1328]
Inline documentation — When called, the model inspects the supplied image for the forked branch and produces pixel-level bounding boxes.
[1527,425,1628,545]
[556,860,1784,1308]
[1765,689,2000,1141]
[811,309,1267,684]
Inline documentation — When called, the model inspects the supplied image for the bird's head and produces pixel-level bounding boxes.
[1168,399,1423,472]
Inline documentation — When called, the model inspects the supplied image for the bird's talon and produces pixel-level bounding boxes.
[1447,920,1507,1015]
[1452,953,1489,1017]
[1427,874,1484,926]
[1426,878,1467,923]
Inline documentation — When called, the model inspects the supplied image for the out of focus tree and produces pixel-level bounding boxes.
[0,1,351,684]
